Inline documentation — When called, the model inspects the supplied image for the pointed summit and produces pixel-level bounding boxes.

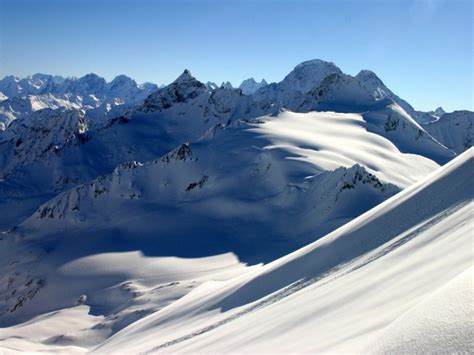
[141,69,206,112]
[355,69,417,117]
[173,69,196,84]
[432,107,446,117]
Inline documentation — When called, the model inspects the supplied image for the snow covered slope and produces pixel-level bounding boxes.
[93,148,473,354]
[1,142,468,354]
[0,109,443,336]
[355,70,449,124]
[423,110,473,154]
[298,73,455,164]
[356,69,418,116]
[0,58,472,353]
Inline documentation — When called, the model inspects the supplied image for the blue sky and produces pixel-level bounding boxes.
[0,0,472,111]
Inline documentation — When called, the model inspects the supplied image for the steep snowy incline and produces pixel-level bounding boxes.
[356,69,416,115]
[355,70,449,124]
[423,110,473,154]
[95,148,473,354]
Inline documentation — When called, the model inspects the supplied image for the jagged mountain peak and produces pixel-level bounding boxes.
[168,69,205,89]
[173,69,197,84]
[432,106,446,117]
[239,78,268,95]
[141,70,207,112]
[221,81,233,89]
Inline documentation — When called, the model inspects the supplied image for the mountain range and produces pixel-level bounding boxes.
[0,59,472,353]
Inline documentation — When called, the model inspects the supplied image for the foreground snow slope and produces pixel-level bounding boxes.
[95,148,473,353]
[0,253,253,353]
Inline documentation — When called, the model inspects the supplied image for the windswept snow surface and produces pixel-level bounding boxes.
[93,148,473,353]
[249,111,438,187]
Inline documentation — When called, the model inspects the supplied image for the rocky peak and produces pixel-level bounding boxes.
[141,70,207,112]
[221,81,233,89]
[239,78,268,95]
[173,69,196,84]
[161,143,194,163]
[431,107,446,118]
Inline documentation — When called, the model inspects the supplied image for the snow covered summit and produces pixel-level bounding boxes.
[239,78,268,95]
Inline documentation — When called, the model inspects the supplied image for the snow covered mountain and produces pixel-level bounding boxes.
[0,74,158,129]
[422,110,473,154]
[0,58,472,353]
[355,70,448,124]
[0,94,84,129]
[221,81,233,89]
[239,78,267,95]
[252,59,342,108]
[356,69,416,113]
[0,66,455,230]
[0,73,157,100]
